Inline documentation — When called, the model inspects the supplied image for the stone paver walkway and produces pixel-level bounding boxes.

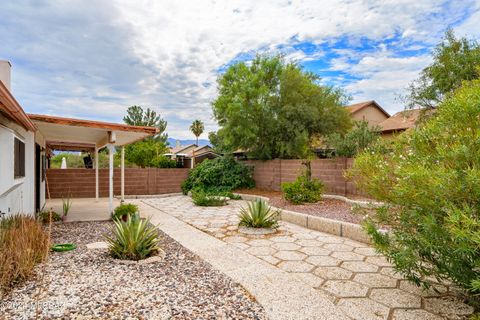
[143,196,473,320]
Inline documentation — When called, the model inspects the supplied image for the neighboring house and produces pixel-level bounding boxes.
[379,108,430,138]
[346,100,390,127]
[165,143,218,168]
[0,61,47,217]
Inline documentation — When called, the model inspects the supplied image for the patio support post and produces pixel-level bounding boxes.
[121,146,125,202]
[108,144,114,215]
[95,147,99,201]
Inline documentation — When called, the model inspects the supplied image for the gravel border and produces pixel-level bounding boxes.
[0,221,266,319]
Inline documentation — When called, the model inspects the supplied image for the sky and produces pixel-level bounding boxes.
[1,1,479,140]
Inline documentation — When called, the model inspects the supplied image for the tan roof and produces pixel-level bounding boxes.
[169,144,197,154]
[345,100,390,118]
[379,109,427,133]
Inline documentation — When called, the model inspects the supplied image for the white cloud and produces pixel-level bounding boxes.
[1,0,478,138]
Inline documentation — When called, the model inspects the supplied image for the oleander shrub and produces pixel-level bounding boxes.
[281,175,324,205]
[0,215,49,297]
[191,188,227,206]
[181,156,254,195]
[104,214,160,261]
[112,203,139,222]
[238,199,280,228]
[348,80,480,296]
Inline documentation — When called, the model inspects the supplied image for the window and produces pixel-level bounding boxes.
[14,137,25,178]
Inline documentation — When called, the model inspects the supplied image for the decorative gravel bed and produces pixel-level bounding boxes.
[236,188,364,224]
[0,221,267,319]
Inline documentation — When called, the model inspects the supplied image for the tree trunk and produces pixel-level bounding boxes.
[302,159,312,181]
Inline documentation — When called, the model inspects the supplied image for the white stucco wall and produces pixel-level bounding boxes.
[0,114,40,217]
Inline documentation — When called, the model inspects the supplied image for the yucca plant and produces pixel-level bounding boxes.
[238,199,280,229]
[104,214,160,261]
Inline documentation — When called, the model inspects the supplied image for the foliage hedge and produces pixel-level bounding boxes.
[349,80,480,297]
[181,156,255,195]
[281,174,324,204]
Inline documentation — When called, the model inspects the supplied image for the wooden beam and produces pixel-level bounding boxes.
[46,140,96,152]
[28,113,159,135]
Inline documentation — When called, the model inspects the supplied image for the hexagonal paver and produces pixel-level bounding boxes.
[293,272,324,287]
[246,239,273,247]
[316,235,344,243]
[354,247,379,256]
[370,288,421,308]
[223,235,248,243]
[314,266,353,280]
[321,280,369,297]
[274,251,307,261]
[391,309,444,320]
[270,236,296,243]
[295,239,322,247]
[338,298,390,320]
[365,256,392,267]
[257,255,280,265]
[398,280,448,297]
[272,242,301,251]
[305,255,340,266]
[299,246,331,256]
[246,246,277,256]
[379,267,404,280]
[341,261,379,273]
[323,243,354,252]
[231,242,249,250]
[278,261,314,273]
[331,251,365,261]
[353,273,397,288]
[423,296,474,319]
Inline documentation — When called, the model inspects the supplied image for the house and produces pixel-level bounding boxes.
[0,60,158,217]
[346,100,390,127]
[165,143,219,168]
[379,108,430,138]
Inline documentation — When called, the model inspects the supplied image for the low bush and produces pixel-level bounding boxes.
[38,210,61,223]
[282,175,324,204]
[104,214,160,261]
[150,156,179,168]
[181,156,255,195]
[238,199,280,228]
[112,203,138,222]
[191,188,227,206]
[348,80,480,296]
[0,215,50,297]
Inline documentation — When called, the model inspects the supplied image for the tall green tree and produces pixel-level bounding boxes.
[123,105,168,143]
[212,55,351,160]
[326,120,381,157]
[406,29,480,109]
[190,120,204,145]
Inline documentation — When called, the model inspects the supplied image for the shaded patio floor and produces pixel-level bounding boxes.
[45,198,121,222]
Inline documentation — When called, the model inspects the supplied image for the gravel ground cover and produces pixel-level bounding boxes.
[0,221,266,320]
[236,189,363,224]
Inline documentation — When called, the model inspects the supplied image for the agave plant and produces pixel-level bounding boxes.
[238,199,280,229]
[104,214,160,261]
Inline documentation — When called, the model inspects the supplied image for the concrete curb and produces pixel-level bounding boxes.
[115,193,183,200]
[236,193,372,244]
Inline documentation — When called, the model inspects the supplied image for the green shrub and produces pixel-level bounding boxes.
[112,203,139,222]
[104,214,160,261]
[282,175,324,204]
[38,210,61,223]
[150,156,179,168]
[191,188,227,206]
[181,156,254,195]
[348,80,480,296]
[1,215,49,297]
[326,120,380,157]
[238,199,280,228]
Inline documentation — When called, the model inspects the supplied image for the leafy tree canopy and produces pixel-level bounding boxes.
[349,79,480,295]
[123,105,168,143]
[406,29,480,109]
[326,120,381,157]
[212,55,351,160]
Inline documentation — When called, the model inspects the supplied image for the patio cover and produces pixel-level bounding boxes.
[28,113,159,213]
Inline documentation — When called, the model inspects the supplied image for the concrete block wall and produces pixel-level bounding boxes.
[244,158,363,196]
[46,168,189,198]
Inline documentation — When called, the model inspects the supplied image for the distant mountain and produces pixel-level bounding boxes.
[166,137,210,147]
